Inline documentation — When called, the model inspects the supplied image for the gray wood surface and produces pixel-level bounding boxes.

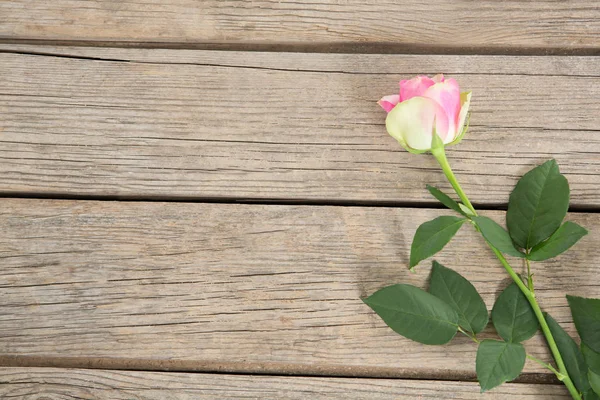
[1,46,599,205]
[0,367,571,399]
[2,1,598,398]
[1,199,598,378]
[0,1,598,53]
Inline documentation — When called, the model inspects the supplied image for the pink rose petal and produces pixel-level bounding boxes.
[377,94,400,113]
[399,76,436,102]
[422,79,461,141]
[380,74,468,151]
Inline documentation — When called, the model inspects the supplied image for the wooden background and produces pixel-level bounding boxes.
[0,1,599,398]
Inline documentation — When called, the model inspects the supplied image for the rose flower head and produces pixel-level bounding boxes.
[378,74,471,153]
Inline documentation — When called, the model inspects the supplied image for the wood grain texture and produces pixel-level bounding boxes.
[0,367,571,399]
[1,199,598,379]
[0,1,599,52]
[1,46,599,206]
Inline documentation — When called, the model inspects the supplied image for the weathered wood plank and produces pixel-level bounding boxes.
[0,1,598,53]
[1,199,598,378]
[1,47,599,205]
[0,367,570,399]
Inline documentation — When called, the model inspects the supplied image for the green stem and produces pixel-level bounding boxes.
[493,251,576,391]
[432,148,582,400]
[526,258,535,293]
[527,354,564,379]
[431,146,477,216]
[489,247,531,294]
[458,327,480,344]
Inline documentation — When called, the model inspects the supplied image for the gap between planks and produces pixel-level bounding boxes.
[0,192,598,215]
[1,39,600,57]
[0,367,571,399]
[0,0,599,56]
[0,355,556,384]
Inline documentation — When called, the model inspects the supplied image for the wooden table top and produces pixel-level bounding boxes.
[0,2,598,398]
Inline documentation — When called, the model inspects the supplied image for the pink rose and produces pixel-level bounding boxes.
[378,74,471,153]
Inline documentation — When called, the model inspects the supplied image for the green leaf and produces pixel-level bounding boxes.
[363,284,459,345]
[426,185,467,216]
[472,216,526,258]
[545,313,591,393]
[476,340,526,393]
[491,283,538,343]
[568,296,600,353]
[506,159,570,249]
[410,216,466,268]
[584,389,600,400]
[583,342,600,375]
[589,370,600,396]
[528,221,588,261]
[429,261,488,334]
